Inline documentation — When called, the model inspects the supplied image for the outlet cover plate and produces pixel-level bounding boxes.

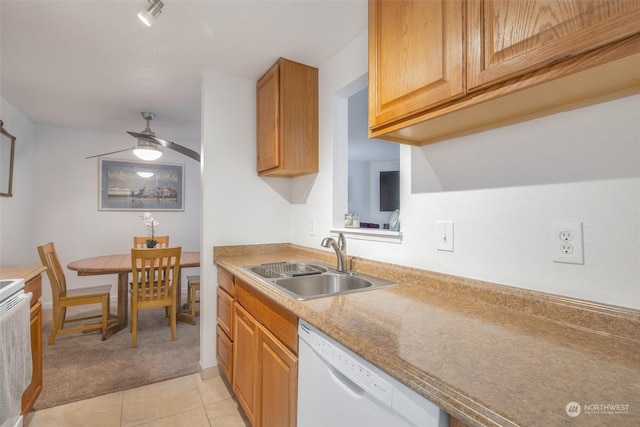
[552,222,584,264]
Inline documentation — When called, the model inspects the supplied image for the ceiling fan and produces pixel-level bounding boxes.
[85,112,200,162]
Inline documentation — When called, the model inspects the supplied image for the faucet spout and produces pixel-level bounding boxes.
[321,233,348,273]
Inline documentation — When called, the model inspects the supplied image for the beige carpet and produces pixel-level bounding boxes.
[34,305,200,410]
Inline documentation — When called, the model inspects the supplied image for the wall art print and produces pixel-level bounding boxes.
[99,158,184,211]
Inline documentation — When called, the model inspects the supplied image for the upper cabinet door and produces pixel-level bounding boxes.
[467,0,640,91]
[368,0,464,135]
[257,62,280,174]
[257,58,318,177]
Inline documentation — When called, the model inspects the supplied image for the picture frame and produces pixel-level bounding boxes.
[98,158,184,211]
[0,120,16,198]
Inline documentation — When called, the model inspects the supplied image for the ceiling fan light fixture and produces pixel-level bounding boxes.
[138,0,164,27]
[133,140,163,161]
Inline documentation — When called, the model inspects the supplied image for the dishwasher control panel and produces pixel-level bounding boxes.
[299,321,394,407]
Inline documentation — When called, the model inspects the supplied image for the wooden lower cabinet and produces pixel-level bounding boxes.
[233,303,259,424]
[22,274,43,414]
[232,277,298,427]
[258,324,297,427]
[216,267,236,384]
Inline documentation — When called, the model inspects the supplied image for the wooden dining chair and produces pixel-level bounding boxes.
[130,246,182,348]
[37,242,112,345]
[133,235,170,248]
[186,275,200,317]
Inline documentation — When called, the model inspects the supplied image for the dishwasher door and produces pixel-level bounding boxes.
[297,321,448,427]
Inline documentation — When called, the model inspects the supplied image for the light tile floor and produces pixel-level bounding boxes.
[25,374,249,427]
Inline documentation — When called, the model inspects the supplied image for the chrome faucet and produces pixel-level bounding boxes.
[321,232,348,273]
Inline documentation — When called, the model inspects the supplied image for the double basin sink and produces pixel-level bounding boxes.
[242,261,398,301]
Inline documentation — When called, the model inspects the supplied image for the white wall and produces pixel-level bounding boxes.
[200,70,293,370]
[288,30,640,310]
[0,98,37,264]
[0,99,201,306]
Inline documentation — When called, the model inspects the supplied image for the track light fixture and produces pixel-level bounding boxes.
[138,0,164,27]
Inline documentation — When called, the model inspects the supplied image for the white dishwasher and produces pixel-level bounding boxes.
[298,320,448,427]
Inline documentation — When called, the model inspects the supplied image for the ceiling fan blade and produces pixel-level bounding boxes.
[128,131,201,162]
[85,147,133,159]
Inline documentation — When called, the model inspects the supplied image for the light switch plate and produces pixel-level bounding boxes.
[437,221,454,252]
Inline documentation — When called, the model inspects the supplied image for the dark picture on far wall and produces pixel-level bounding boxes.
[379,170,399,212]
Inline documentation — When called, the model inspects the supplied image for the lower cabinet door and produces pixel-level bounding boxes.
[233,303,259,426]
[259,326,298,427]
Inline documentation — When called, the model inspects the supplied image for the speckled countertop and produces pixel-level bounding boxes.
[0,264,46,282]
[214,244,640,427]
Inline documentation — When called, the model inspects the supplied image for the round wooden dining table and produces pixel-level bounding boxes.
[68,251,200,337]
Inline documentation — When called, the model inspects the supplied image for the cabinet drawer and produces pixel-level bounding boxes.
[216,325,233,384]
[236,278,298,355]
[216,286,234,337]
[217,266,235,297]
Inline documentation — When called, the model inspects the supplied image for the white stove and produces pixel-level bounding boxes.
[0,278,27,427]
[0,278,26,315]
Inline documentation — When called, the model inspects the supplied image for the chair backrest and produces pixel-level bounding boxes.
[133,235,170,248]
[37,242,67,304]
[131,246,182,304]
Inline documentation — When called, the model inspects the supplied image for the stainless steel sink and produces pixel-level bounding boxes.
[242,262,397,300]
[275,274,372,298]
[246,262,327,279]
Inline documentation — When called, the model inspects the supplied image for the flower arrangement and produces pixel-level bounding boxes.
[140,212,159,248]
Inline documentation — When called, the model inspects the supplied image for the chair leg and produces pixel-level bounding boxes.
[101,295,109,340]
[188,283,200,317]
[129,295,133,333]
[48,307,64,346]
[170,302,177,341]
[131,306,138,349]
[190,286,196,317]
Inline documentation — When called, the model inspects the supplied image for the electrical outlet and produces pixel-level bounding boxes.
[309,220,316,236]
[437,221,454,252]
[552,222,584,264]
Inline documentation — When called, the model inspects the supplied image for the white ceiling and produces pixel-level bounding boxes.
[0,0,367,144]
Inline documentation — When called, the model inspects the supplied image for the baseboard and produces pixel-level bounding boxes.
[199,363,220,381]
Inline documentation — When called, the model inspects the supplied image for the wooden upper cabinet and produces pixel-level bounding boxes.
[368,0,464,135]
[257,58,318,177]
[467,0,640,90]
[368,0,640,145]
[257,64,279,174]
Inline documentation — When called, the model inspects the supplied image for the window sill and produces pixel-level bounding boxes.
[330,227,403,244]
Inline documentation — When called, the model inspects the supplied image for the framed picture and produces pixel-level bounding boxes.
[0,120,16,197]
[99,159,184,211]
